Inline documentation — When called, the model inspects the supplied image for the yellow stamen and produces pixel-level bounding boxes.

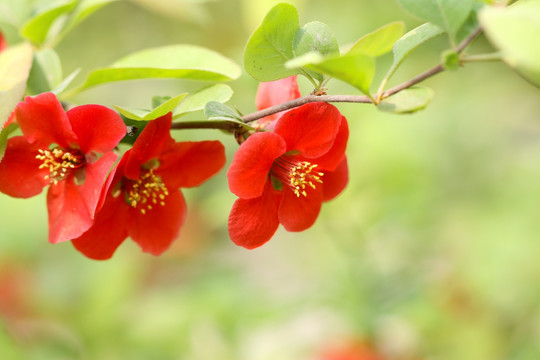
[288,161,324,197]
[127,168,169,214]
[36,147,85,185]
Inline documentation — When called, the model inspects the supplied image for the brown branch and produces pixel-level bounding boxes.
[241,94,372,123]
[170,120,243,132]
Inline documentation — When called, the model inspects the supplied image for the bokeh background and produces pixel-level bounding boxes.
[1,0,540,359]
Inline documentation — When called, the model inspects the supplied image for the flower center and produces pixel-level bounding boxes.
[36,147,85,185]
[126,168,169,215]
[272,157,324,197]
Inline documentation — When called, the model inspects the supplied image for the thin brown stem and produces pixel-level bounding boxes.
[242,95,372,123]
[170,120,243,132]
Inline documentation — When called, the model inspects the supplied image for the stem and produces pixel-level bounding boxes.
[170,120,244,132]
[461,53,502,63]
[242,95,372,123]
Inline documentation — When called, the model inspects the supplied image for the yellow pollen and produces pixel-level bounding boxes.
[289,161,324,197]
[36,147,84,185]
[127,169,169,214]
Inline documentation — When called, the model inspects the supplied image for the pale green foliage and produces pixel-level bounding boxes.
[480,0,540,87]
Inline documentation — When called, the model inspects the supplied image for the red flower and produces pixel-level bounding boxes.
[227,83,349,248]
[72,113,226,260]
[254,76,301,127]
[0,93,126,243]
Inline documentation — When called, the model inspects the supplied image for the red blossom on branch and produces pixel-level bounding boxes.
[227,77,349,249]
[0,93,126,243]
[72,113,226,260]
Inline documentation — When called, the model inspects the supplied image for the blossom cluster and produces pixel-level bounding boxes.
[0,76,348,259]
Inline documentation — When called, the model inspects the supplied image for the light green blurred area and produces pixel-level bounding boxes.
[1,0,540,359]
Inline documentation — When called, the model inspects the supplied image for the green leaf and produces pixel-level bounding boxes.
[204,101,242,121]
[383,22,444,84]
[174,84,233,118]
[294,21,339,57]
[347,21,405,57]
[441,49,459,71]
[243,3,301,81]
[0,43,33,130]
[26,48,63,94]
[0,123,18,163]
[72,45,241,95]
[307,53,375,95]
[285,51,325,69]
[378,86,434,114]
[20,0,77,45]
[396,0,475,40]
[479,1,540,87]
[292,21,339,82]
[114,93,188,121]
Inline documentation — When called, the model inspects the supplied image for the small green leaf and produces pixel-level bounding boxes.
[479,1,540,87]
[285,52,325,69]
[26,48,63,94]
[347,21,405,57]
[307,53,375,95]
[383,22,444,84]
[243,3,301,81]
[396,0,475,41]
[0,123,18,163]
[20,0,77,45]
[72,45,241,95]
[378,86,434,114]
[0,43,34,129]
[114,93,188,121]
[292,21,339,82]
[174,84,233,118]
[204,101,242,121]
[294,21,339,57]
[441,49,459,71]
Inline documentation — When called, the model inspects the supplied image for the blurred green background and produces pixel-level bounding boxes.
[1,0,540,359]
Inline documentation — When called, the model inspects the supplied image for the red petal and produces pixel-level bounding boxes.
[128,190,187,256]
[125,113,173,179]
[71,193,129,260]
[76,151,118,218]
[47,180,93,244]
[0,136,48,198]
[274,103,341,158]
[314,115,349,171]
[67,105,126,155]
[228,182,282,249]
[15,93,77,148]
[0,31,6,52]
[278,186,323,232]
[322,157,349,201]
[158,140,225,189]
[255,76,301,124]
[227,132,286,199]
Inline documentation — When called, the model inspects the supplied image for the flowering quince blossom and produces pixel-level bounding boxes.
[0,93,126,244]
[227,77,349,249]
[72,112,226,260]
